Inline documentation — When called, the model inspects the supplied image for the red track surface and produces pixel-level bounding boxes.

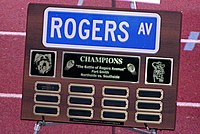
[0,0,200,134]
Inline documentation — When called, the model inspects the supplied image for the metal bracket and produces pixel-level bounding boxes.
[33,121,158,134]
[77,0,116,7]
[128,128,150,134]
[77,0,137,9]
[77,0,84,6]
[127,123,158,134]
[128,128,157,134]
[33,120,64,134]
[130,0,137,9]
[33,120,45,134]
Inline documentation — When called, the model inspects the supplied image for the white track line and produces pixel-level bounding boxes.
[0,31,200,44]
[0,93,22,99]
[181,39,200,44]
[177,102,200,108]
[0,93,200,108]
[0,31,26,36]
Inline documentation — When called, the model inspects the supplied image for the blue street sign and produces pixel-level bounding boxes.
[43,7,161,53]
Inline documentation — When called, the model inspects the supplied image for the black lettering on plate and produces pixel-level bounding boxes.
[62,52,140,83]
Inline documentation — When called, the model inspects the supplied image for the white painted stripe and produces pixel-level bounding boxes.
[0,31,26,36]
[177,102,200,108]
[181,39,200,44]
[118,0,160,4]
[0,93,22,99]
[0,31,200,44]
[0,93,200,108]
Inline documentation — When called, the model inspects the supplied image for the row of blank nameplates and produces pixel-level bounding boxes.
[33,82,163,124]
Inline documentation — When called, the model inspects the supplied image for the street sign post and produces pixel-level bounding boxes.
[21,3,182,130]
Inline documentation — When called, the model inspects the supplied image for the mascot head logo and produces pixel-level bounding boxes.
[34,54,52,74]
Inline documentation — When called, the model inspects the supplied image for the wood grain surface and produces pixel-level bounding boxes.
[21,3,182,130]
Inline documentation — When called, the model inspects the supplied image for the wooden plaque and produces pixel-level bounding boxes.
[21,3,182,130]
